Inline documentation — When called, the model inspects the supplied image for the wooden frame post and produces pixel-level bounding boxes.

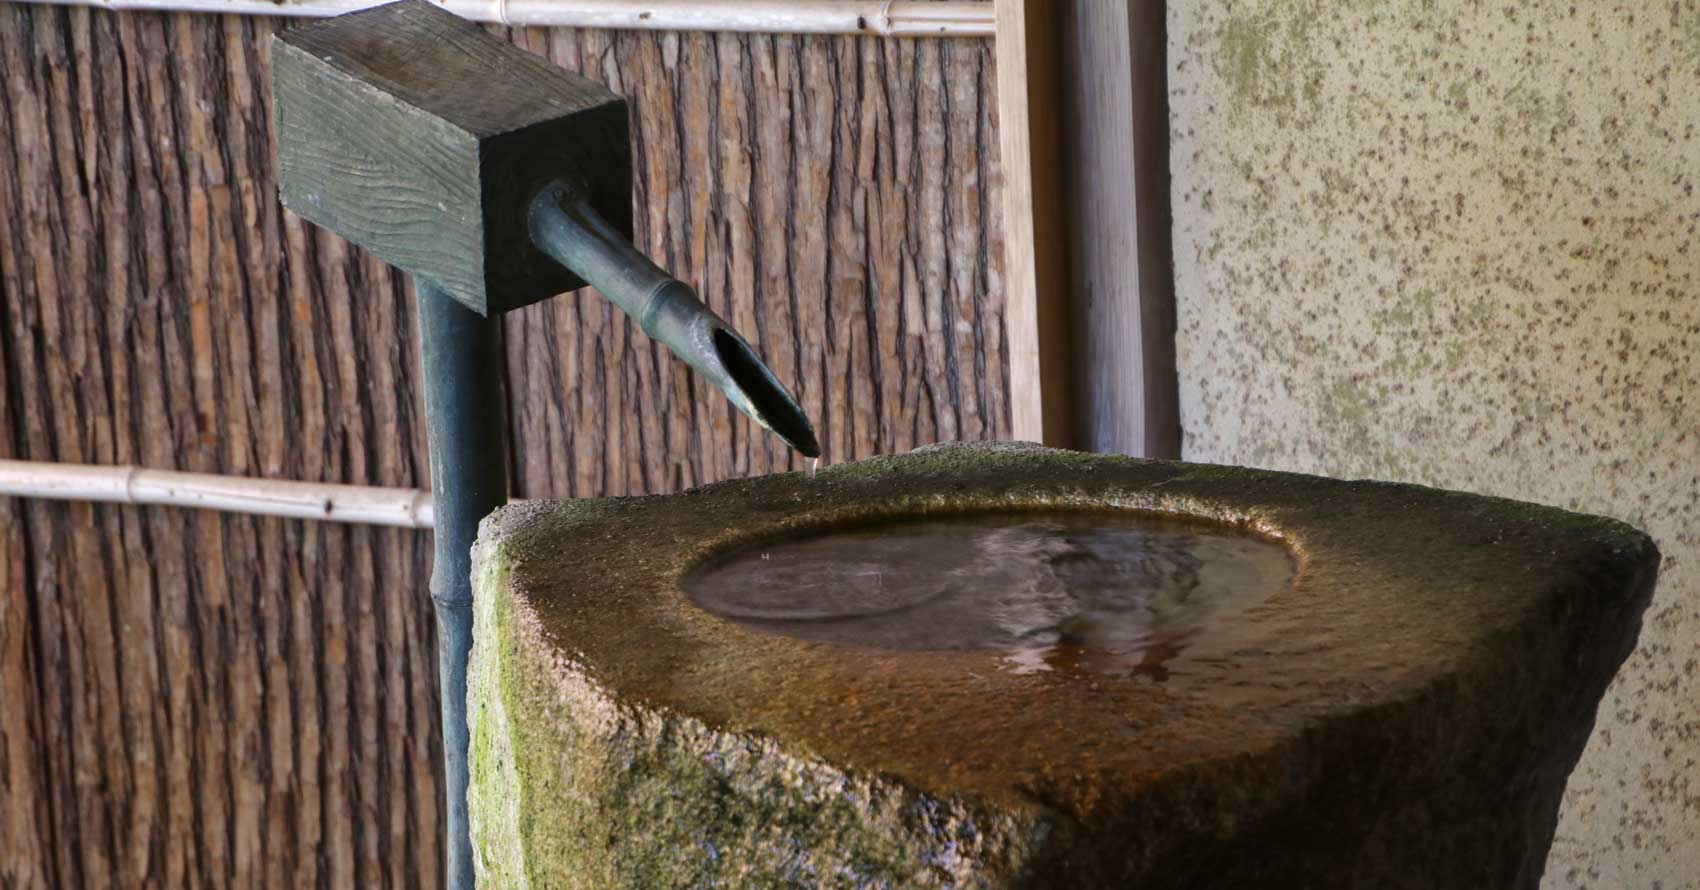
[995,0,1076,447]
[996,0,1180,458]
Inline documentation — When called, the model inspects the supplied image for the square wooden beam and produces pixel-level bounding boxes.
[996,0,1180,458]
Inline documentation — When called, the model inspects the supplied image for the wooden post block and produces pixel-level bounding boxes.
[271,0,631,315]
[996,0,1179,459]
[995,0,1076,448]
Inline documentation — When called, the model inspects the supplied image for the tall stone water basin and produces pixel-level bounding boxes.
[466,442,1657,889]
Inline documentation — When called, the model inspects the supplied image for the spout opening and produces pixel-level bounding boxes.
[712,329,821,459]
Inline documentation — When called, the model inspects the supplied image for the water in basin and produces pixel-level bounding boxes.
[684,511,1295,677]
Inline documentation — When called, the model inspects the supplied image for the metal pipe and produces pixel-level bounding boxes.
[528,179,821,458]
[412,177,817,890]
[416,278,507,890]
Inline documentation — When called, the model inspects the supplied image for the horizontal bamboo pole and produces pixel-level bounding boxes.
[0,459,437,528]
[25,0,996,36]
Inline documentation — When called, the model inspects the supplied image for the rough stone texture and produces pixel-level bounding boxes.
[468,442,1656,889]
[1167,3,1700,886]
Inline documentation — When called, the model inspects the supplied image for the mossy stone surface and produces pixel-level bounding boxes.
[468,442,1657,889]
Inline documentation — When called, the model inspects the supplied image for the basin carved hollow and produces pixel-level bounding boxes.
[467,442,1656,889]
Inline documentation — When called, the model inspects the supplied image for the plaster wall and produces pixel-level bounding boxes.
[1168,2,1698,887]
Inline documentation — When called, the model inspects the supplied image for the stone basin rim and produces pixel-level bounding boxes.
[472,441,1656,792]
[467,441,1659,890]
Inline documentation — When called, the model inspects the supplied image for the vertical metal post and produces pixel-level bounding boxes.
[416,278,507,890]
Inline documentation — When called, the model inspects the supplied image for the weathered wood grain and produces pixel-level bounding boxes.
[0,5,1004,888]
[1059,0,1178,458]
[0,259,53,890]
[274,0,632,314]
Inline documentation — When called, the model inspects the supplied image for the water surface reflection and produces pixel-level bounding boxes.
[685,512,1295,678]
